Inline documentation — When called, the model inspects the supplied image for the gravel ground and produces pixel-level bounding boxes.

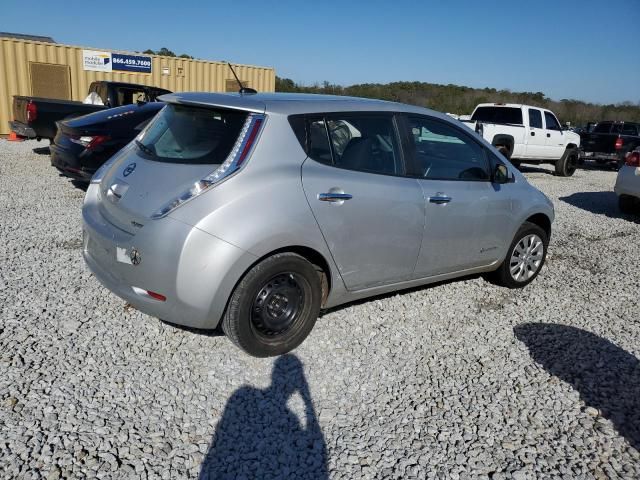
[1,139,639,480]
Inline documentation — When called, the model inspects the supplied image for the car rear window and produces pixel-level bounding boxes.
[136,104,248,164]
[593,123,612,134]
[471,107,523,125]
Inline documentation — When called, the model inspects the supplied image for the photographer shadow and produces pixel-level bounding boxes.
[515,323,640,450]
[199,355,328,479]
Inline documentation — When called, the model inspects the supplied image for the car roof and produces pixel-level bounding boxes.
[157,92,443,117]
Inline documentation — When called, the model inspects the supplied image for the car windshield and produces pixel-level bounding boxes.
[471,107,523,125]
[136,104,248,164]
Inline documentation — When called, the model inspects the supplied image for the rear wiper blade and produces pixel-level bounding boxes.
[135,139,156,156]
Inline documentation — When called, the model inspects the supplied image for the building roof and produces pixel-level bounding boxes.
[0,32,56,43]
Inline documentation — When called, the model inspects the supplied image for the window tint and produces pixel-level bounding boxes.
[471,107,523,125]
[622,124,638,135]
[137,104,248,164]
[544,112,561,131]
[325,115,401,175]
[406,116,489,181]
[593,123,611,134]
[528,109,543,129]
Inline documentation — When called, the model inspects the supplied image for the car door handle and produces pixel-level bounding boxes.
[531,131,535,136]
[546,133,551,137]
[428,194,452,204]
[318,192,353,202]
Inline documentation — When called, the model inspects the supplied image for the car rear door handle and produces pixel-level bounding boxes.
[531,131,535,136]
[546,133,551,137]
[428,194,452,204]
[318,192,353,202]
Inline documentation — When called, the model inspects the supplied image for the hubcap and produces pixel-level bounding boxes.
[251,273,304,336]
[509,234,544,282]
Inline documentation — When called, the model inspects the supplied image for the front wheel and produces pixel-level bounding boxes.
[555,149,578,177]
[491,222,548,288]
[222,253,322,357]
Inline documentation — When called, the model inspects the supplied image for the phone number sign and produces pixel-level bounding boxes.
[111,53,152,74]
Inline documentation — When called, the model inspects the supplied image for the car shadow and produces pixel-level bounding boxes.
[199,354,328,479]
[32,145,51,155]
[320,273,485,317]
[514,323,640,450]
[559,191,639,222]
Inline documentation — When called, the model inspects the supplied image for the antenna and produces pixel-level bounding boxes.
[227,62,257,95]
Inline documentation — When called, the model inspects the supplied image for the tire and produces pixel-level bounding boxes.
[491,222,548,289]
[221,253,322,357]
[555,148,578,177]
[510,160,522,170]
[619,195,636,214]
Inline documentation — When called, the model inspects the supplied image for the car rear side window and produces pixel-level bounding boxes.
[324,115,401,175]
[406,116,489,181]
[471,107,523,125]
[528,109,543,129]
[136,104,248,164]
[622,124,638,136]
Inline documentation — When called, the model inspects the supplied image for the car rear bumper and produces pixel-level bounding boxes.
[614,165,640,199]
[9,121,36,138]
[579,151,620,162]
[50,144,95,181]
[82,184,256,329]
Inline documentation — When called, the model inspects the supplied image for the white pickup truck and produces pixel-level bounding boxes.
[461,103,581,176]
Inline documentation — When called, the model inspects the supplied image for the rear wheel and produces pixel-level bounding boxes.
[222,253,322,357]
[555,148,578,177]
[491,222,548,288]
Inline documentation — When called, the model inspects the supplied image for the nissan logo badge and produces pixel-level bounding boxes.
[123,163,136,177]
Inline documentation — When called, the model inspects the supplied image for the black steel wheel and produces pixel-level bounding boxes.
[222,253,322,357]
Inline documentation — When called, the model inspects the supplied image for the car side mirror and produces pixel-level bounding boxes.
[493,164,513,184]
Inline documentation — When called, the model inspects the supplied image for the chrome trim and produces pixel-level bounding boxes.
[318,193,353,202]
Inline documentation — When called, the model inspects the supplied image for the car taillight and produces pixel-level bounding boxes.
[26,101,37,123]
[615,137,624,150]
[70,135,110,150]
[151,113,266,219]
[626,151,640,167]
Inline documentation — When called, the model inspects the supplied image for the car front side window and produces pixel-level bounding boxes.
[405,116,490,181]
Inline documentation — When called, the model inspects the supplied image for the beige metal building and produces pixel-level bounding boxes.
[0,36,276,135]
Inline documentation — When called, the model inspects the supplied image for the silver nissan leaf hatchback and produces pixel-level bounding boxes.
[83,92,554,357]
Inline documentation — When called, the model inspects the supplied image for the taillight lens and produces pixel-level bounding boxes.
[151,113,266,219]
[615,137,624,150]
[26,101,37,123]
[626,151,640,167]
[70,135,110,150]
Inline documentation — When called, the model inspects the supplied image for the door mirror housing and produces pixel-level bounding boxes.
[493,164,514,184]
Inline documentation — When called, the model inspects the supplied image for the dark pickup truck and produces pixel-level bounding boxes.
[10,81,171,141]
[579,121,640,168]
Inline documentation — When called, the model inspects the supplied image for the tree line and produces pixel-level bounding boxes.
[275,77,640,126]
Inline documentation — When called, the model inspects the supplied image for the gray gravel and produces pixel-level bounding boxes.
[1,139,639,479]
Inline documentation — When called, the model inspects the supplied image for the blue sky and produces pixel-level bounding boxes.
[2,0,639,104]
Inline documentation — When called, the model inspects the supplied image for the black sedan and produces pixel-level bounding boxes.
[50,101,165,182]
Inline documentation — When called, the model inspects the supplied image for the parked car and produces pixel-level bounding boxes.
[579,121,640,169]
[615,149,640,213]
[82,92,555,357]
[461,103,581,176]
[10,81,171,141]
[50,102,165,182]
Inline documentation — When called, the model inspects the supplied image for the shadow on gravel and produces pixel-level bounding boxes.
[560,191,640,223]
[32,145,51,155]
[515,323,640,450]
[517,165,555,175]
[199,355,328,479]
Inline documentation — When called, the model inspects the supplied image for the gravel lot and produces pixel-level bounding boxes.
[1,139,639,480]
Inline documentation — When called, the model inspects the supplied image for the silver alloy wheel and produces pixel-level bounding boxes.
[509,234,544,282]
